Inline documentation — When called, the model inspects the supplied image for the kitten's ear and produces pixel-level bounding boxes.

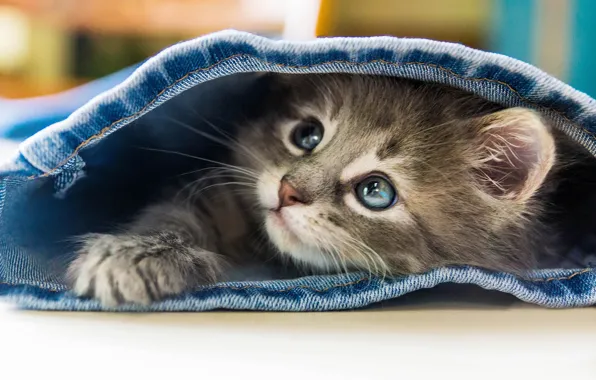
[472,108,555,202]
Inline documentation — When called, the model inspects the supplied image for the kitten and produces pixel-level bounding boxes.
[68,74,581,306]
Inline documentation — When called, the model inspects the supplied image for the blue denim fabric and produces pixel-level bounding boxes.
[1,30,595,311]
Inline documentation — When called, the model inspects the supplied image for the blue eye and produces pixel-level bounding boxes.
[355,175,397,210]
[292,119,324,151]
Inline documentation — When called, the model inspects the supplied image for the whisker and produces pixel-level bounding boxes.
[322,238,350,276]
[311,234,341,274]
[153,115,240,153]
[187,181,256,201]
[308,223,365,277]
[192,173,258,184]
[339,232,389,279]
[174,169,256,203]
[184,110,272,171]
[137,147,258,177]
[342,239,374,278]
[178,166,259,181]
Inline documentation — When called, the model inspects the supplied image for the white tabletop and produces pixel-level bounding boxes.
[1,285,595,380]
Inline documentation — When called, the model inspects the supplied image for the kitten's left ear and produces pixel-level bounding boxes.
[472,108,555,203]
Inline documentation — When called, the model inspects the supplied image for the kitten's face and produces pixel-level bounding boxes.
[235,74,555,275]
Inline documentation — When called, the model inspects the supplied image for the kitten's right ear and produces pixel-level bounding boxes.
[472,108,555,203]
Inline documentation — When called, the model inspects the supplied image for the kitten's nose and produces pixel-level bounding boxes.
[278,178,306,208]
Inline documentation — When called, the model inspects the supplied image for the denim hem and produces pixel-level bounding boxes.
[2,267,595,311]
[26,57,596,181]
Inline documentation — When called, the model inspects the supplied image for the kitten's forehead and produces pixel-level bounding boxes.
[319,108,403,167]
[288,74,401,126]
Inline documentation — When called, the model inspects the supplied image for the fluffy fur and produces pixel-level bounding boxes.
[68,74,590,306]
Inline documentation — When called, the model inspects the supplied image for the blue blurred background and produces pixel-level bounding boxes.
[0,0,594,140]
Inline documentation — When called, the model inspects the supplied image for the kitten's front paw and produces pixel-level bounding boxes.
[68,233,223,307]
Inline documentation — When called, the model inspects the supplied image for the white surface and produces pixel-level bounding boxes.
[1,289,595,380]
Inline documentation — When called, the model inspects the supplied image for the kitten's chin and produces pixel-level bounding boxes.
[265,211,335,271]
[265,211,302,249]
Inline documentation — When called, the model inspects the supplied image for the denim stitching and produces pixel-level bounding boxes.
[208,276,371,293]
[27,55,596,180]
[529,268,593,282]
[1,268,592,294]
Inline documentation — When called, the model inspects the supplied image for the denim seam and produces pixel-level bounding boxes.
[1,268,592,293]
[526,267,593,282]
[26,55,596,180]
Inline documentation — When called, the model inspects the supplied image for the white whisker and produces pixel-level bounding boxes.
[138,147,259,177]
[183,110,273,171]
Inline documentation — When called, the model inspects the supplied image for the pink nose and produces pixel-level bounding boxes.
[278,178,306,208]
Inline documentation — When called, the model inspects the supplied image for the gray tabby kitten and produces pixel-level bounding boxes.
[68,74,573,306]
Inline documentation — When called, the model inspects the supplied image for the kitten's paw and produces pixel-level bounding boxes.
[67,233,224,307]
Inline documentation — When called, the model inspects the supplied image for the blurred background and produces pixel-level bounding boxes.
[0,0,594,99]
